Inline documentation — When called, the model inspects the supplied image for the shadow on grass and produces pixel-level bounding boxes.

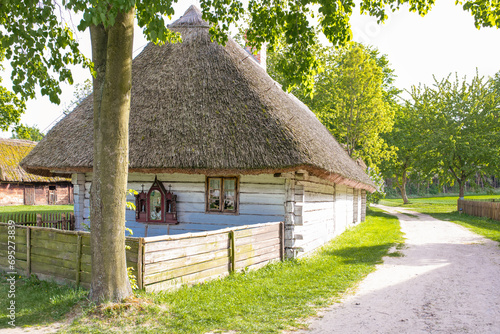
[322,244,395,265]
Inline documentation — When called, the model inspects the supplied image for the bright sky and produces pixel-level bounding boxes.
[3,1,499,137]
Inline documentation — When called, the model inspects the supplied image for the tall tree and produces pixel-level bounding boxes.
[2,0,498,303]
[410,73,500,198]
[310,43,396,167]
[380,104,420,204]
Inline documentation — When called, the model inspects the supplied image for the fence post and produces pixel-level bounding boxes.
[36,214,42,227]
[229,230,235,273]
[137,238,144,290]
[61,213,67,230]
[75,234,82,287]
[26,227,31,277]
[279,222,285,261]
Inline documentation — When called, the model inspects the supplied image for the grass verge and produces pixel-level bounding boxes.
[0,274,87,328]
[1,209,403,333]
[0,205,74,213]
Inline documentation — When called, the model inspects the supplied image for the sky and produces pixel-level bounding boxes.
[2,1,500,137]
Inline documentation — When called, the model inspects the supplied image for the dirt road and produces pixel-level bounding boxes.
[300,205,500,334]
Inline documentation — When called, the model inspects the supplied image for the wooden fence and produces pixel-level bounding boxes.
[0,221,284,292]
[0,212,75,230]
[0,223,139,288]
[457,199,500,221]
[143,222,284,292]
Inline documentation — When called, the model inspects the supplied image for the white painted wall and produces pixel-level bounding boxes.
[85,173,287,237]
[74,171,365,257]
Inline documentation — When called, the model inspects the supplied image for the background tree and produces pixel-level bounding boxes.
[11,124,44,142]
[2,0,499,303]
[313,43,395,167]
[380,104,421,204]
[410,73,500,198]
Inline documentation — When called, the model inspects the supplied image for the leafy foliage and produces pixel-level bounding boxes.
[0,1,91,105]
[409,73,500,197]
[11,124,44,142]
[62,79,93,115]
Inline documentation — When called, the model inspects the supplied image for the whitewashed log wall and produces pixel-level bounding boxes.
[287,178,360,256]
[72,171,368,259]
[76,173,285,237]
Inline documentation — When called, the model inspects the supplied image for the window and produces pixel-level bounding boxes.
[207,177,238,213]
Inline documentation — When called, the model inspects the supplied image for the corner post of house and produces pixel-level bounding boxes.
[353,189,359,224]
[283,172,304,258]
[361,189,367,222]
[284,175,296,258]
[72,173,86,231]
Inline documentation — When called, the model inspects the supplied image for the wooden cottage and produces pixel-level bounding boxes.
[22,6,375,257]
[0,139,73,205]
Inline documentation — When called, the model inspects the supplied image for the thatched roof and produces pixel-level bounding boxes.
[0,138,68,183]
[22,6,375,191]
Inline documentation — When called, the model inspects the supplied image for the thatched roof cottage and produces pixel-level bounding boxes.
[0,139,73,205]
[22,6,374,257]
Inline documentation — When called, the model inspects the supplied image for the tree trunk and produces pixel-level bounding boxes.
[458,180,465,199]
[400,169,409,204]
[89,7,135,303]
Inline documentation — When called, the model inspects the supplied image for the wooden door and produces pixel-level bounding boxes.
[48,186,57,205]
[24,185,35,205]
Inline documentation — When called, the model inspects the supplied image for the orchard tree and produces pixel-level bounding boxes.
[410,73,500,198]
[1,0,499,303]
[380,104,421,204]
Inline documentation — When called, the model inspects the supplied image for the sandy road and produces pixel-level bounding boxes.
[299,205,500,334]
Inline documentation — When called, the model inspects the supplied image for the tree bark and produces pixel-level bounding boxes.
[458,180,465,199]
[89,7,135,303]
[398,166,409,204]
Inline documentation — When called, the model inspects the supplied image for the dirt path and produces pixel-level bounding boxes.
[299,205,500,334]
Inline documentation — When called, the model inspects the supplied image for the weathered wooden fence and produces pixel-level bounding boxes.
[457,199,500,221]
[143,222,284,292]
[0,223,139,288]
[0,221,284,291]
[0,212,75,230]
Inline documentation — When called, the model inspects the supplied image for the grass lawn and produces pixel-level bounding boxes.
[380,195,500,244]
[0,209,403,333]
[0,274,87,328]
[0,205,74,213]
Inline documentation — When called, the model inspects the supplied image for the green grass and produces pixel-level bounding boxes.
[380,195,500,244]
[0,274,87,328]
[2,209,402,333]
[0,205,74,213]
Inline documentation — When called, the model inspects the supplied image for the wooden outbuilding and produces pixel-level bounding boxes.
[22,6,374,258]
[0,138,73,206]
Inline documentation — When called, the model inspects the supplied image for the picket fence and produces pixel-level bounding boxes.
[457,199,500,221]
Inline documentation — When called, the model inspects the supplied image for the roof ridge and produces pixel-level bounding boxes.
[169,5,209,29]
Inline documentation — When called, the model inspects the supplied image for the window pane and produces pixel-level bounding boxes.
[150,190,162,220]
[209,178,221,211]
[224,179,236,211]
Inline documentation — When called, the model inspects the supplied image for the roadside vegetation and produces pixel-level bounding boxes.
[0,209,403,332]
[380,195,500,244]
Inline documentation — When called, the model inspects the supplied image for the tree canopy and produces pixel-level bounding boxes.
[408,73,500,198]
